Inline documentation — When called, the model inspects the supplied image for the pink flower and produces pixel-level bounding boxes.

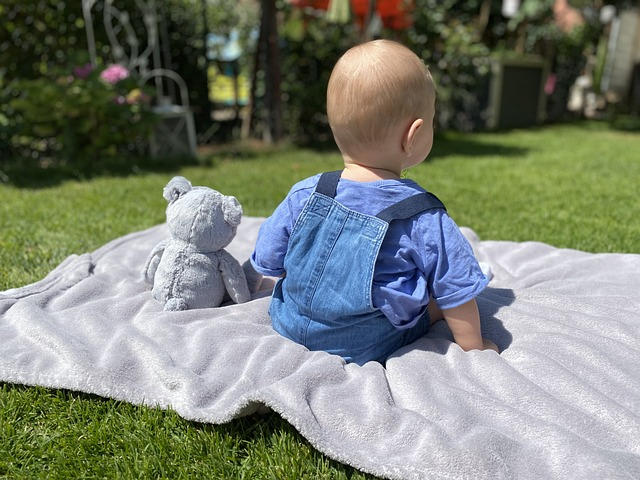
[73,63,94,79]
[100,64,130,84]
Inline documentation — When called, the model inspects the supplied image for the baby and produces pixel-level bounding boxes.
[250,40,499,365]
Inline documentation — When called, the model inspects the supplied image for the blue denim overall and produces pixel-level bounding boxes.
[270,171,446,365]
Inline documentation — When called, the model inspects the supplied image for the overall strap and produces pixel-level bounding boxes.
[315,170,446,222]
[376,192,446,223]
[315,170,342,198]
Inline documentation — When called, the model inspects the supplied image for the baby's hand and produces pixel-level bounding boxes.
[482,338,500,353]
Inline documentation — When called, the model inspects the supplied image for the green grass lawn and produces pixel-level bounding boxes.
[1,121,639,478]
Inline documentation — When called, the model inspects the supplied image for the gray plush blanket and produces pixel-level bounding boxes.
[1,217,639,479]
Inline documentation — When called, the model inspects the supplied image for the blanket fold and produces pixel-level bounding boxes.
[1,217,639,479]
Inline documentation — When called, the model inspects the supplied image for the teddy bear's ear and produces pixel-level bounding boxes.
[163,176,192,203]
[222,196,243,227]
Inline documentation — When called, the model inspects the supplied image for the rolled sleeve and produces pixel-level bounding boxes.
[251,214,289,277]
[429,215,489,310]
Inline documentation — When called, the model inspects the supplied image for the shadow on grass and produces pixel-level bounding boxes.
[295,131,531,159]
[429,133,530,159]
[197,140,294,163]
[608,114,640,132]
[0,154,200,189]
[1,131,534,189]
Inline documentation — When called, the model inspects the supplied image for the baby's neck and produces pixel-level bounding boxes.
[342,163,401,182]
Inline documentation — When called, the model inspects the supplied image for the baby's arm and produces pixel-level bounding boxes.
[442,299,499,353]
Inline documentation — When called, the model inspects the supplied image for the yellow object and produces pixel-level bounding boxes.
[208,65,250,106]
[327,0,351,24]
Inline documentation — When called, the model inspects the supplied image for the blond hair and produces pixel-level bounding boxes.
[327,40,435,154]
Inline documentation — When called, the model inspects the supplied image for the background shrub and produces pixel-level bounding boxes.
[0,0,613,164]
[9,64,156,167]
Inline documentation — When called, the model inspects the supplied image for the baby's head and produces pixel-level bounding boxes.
[327,40,435,162]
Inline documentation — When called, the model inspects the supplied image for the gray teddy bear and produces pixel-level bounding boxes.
[143,176,252,311]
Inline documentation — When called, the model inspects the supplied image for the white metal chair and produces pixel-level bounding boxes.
[82,0,197,157]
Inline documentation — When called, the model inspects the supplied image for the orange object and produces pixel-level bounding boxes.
[288,0,413,29]
[288,0,330,8]
[351,0,414,29]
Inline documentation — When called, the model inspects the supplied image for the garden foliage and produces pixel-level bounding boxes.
[0,0,205,168]
[0,0,610,166]
[10,64,156,165]
[275,0,605,139]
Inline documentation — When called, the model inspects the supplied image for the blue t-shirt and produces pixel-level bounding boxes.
[251,174,488,330]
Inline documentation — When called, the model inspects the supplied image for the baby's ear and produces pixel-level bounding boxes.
[403,118,424,155]
[163,176,192,203]
[222,195,243,227]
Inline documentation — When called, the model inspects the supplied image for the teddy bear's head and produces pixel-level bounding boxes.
[163,176,242,253]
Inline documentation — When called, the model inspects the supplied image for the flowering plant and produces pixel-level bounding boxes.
[99,64,130,84]
[10,63,158,166]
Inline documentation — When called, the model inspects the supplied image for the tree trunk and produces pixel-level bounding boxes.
[260,0,284,143]
[362,0,377,41]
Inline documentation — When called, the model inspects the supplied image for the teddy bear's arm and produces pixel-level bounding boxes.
[217,250,251,304]
[142,240,167,284]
